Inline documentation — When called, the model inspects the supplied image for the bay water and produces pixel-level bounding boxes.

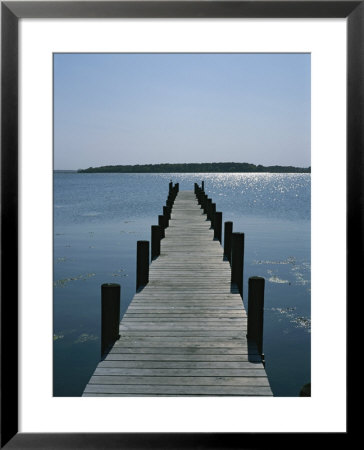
[53,172,310,396]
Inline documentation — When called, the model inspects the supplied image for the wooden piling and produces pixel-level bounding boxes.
[158,215,165,238]
[205,198,211,216]
[231,232,244,297]
[101,283,120,357]
[214,211,222,242]
[196,192,201,205]
[206,198,212,219]
[247,276,265,356]
[151,225,161,260]
[164,205,170,219]
[224,221,233,262]
[163,206,170,225]
[166,198,173,210]
[136,240,149,290]
[202,194,207,211]
[210,203,216,228]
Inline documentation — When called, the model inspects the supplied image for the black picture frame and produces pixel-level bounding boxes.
[1,1,355,448]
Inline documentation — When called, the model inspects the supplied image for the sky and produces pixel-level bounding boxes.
[54,53,310,170]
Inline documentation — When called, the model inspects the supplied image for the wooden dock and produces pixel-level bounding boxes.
[83,189,272,396]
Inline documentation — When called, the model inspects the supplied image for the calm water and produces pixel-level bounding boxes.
[54,172,310,396]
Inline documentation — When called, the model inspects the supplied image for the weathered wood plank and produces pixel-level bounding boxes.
[108,346,261,357]
[89,374,269,384]
[120,322,247,328]
[117,331,248,337]
[113,337,250,346]
[123,313,247,318]
[83,385,273,396]
[98,360,265,369]
[93,368,269,378]
[103,353,263,363]
[121,319,247,324]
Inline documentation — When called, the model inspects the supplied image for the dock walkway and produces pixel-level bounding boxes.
[83,190,272,396]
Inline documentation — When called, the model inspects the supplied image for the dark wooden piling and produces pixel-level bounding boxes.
[163,206,170,227]
[101,283,120,357]
[166,198,173,210]
[210,203,216,228]
[136,240,149,290]
[158,215,166,238]
[151,225,161,260]
[231,232,245,297]
[207,198,212,220]
[201,180,204,191]
[224,221,233,262]
[202,193,207,211]
[247,276,265,356]
[163,205,170,221]
[196,192,202,205]
[197,191,205,208]
[205,198,211,216]
[214,211,222,242]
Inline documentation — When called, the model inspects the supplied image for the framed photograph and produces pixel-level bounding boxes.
[2,1,356,447]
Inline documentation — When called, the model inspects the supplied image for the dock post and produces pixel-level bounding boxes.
[151,225,161,260]
[214,212,222,242]
[169,181,173,193]
[210,203,216,228]
[201,180,204,191]
[163,206,170,224]
[158,215,166,238]
[101,283,120,357]
[200,193,205,207]
[231,232,245,297]
[196,191,202,205]
[202,194,208,212]
[205,198,211,216]
[206,198,212,219]
[247,276,265,356]
[163,205,169,219]
[166,198,173,210]
[199,193,205,208]
[224,221,233,262]
[136,240,149,290]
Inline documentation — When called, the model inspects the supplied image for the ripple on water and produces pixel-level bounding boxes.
[271,307,311,332]
[54,273,96,288]
[253,258,310,287]
[253,256,296,265]
[267,274,290,284]
[74,333,98,344]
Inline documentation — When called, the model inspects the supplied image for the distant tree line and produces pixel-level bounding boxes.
[77,162,311,174]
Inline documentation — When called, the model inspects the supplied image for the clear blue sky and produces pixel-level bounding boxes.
[54,53,310,170]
